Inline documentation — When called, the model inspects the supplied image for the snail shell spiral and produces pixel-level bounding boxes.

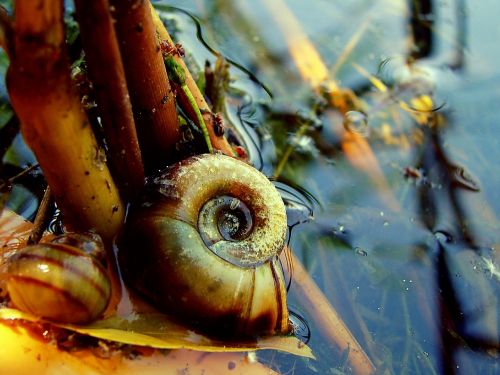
[6,233,111,324]
[117,154,290,337]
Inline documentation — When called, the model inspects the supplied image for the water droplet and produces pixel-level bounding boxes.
[434,230,453,244]
[332,223,346,235]
[344,111,369,137]
[289,309,311,344]
[93,147,107,171]
[289,134,318,155]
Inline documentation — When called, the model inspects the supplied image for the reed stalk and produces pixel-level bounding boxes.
[288,252,376,375]
[74,0,144,198]
[149,2,236,157]
[111,0,180,170]
[7,0,124,240]
[0,6,13,59]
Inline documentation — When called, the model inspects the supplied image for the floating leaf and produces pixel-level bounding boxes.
[0,321,278,375]
[0,209,313,366]
[0,308,313,357]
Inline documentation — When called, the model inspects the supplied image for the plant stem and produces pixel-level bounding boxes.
[181,84,213,153]
[7,0,124,240]
[163,54,213,153]
[149,2,236,157]
[111,0,180,170]
[74,0,144,198]
[273,122,309,179]
[0,6,13,59]
[286,251,376,375]
[27,186,52,245]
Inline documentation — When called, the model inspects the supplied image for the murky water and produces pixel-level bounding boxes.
[2,0,500,374]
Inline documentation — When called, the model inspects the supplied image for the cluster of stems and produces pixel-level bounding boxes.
[4,0,234,240]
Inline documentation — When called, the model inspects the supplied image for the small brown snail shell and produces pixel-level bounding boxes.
[117,154,290,337]
[5,233,111,324]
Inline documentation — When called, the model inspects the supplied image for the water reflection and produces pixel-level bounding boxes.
[167,0,500,373]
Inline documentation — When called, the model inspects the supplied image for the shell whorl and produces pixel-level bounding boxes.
[6,233,111,324]
[149,153,287,267]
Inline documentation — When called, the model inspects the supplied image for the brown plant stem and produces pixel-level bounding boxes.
[285,251,376,375]
[74,0,144,199]
[111,0,180,170]
[149,2,236,157]
[7,0,124,240]
[27,186,52,246]
[0,6,13,59]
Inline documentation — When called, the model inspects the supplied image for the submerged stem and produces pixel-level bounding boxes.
[287,252,376,375]
[273,122,309,179]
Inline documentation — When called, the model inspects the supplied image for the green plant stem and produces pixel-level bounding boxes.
[180,84,213,153]
[164,55,213,153]
[273,122,309,179]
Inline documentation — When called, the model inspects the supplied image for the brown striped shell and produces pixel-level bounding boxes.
[5,233,111,324]
[117,154,290,337]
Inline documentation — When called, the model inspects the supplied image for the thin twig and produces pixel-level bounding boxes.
[273,122,309,179]
[0,164,39,191]
[27,186,52,245]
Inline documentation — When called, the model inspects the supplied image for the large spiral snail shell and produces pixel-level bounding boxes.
[117,154,290,337]
[6,233,111,324]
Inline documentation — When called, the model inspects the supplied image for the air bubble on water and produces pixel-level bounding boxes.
[289,309,311,344]
[332,223,346,236]
[434,230,453,244]
[344,111,369,137]
[355,247,368,256]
